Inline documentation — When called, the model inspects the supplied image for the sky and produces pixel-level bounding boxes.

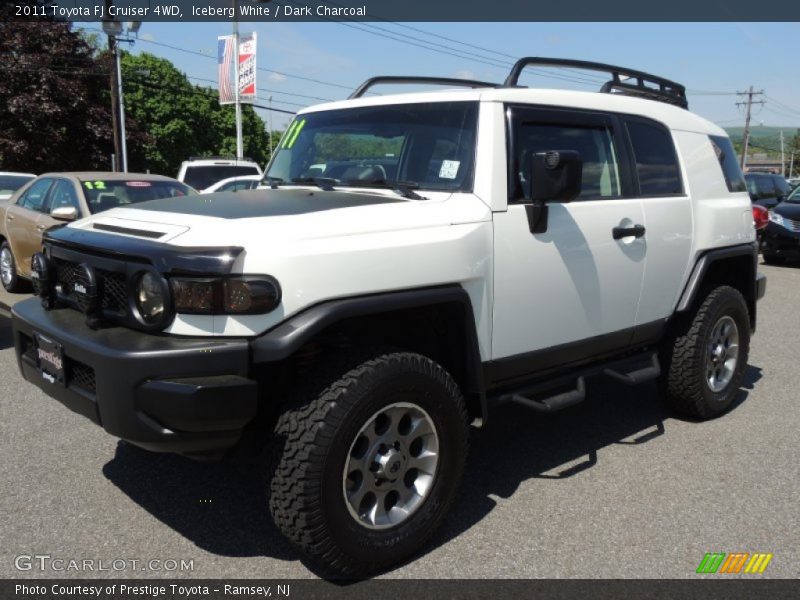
[82,21,800,132]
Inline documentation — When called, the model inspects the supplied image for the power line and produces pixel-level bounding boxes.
[765,95,800,117]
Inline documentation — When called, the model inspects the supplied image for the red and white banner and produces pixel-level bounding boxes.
[217,35,235,105]
[238,32,257,103]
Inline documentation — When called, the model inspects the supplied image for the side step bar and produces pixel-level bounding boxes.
[494,352,661,414]
[508,377,586,413]
[603,354,660,385]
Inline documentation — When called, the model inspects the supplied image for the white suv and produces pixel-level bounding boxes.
[176,156,262,192]
[11,58,766,576]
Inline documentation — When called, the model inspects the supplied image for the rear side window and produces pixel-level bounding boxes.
[746,174,774,199]
[709,136,747,193]
[772,175,791,196]
[625,119,683,196]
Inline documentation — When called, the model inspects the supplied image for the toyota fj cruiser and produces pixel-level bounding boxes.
[11,58,766,576]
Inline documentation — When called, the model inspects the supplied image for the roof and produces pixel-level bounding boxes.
[38,171,179,181]
[299,87,725,137]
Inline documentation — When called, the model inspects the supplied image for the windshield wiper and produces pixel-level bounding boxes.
[342,178,425,200]
[290,177,338,191]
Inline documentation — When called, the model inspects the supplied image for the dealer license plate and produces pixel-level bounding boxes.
[33,332,65,386]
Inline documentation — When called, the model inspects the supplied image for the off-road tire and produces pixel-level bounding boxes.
[660,285,750,419]
[268,350,469,576]
[0,241,20,293]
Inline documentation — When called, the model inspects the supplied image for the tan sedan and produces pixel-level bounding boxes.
[0,172,196,292]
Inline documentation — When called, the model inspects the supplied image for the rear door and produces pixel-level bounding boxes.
[491,106,646,380]
[5,177,54,276]
[621,116,692,326]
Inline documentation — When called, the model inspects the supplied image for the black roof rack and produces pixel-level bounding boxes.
[504,57,688,109]
[349,76,498,99]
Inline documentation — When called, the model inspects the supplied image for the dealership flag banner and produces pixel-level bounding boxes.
[217,35,235,105]
[238,32,257,103]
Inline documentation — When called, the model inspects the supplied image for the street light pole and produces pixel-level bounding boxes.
[233,0,244,160]
[115,41,128,172]
[268,95,273,159]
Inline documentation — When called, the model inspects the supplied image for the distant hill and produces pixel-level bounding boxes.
[725,126,799,157]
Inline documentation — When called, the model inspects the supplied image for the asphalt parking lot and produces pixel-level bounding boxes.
[1,263,798,580]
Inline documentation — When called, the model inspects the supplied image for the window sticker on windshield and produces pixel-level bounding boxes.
[285,119,306,149]
[439,160,460,180]
[126,181,152,187]
[83,181,106,190]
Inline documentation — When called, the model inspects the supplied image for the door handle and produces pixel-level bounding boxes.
[7,215,14,221]
[612,224,646,240]
[36,225,46,231]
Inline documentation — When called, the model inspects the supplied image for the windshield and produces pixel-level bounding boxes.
[265,102,479,192]
[80,179,196,214]
[183,165,260,191]
[0,175,34,197]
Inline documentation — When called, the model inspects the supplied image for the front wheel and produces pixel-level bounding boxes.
[660,285,750,419]
[268,351,469,576]
[0,241,20,293]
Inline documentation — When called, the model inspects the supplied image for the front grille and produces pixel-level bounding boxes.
[100,271,127,313]
[53,258,128,317]
[784,217,800,233]
[69,360,96,394]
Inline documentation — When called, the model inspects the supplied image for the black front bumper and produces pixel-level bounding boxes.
[761,222,800,257]
[12,298,258,455]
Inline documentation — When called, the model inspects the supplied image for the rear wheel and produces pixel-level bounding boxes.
[660,286,750,419]
[0,241,20,293]
[268,350,469,576]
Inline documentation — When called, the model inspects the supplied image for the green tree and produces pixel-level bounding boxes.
[121,52,273,176]
[0,14,114,172]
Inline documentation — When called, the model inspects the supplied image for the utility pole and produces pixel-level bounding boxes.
[736,86,765,171]
[780,130,785,177]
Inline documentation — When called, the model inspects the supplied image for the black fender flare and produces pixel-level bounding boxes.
[676,242,759,327]
[250,285,487,421]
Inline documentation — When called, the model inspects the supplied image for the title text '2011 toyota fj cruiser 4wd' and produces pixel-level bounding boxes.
[11,58,766,576]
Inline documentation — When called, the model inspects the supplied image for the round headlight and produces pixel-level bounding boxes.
[135,271,166,324]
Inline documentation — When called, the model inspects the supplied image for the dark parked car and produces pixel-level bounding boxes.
[760,185,800,264]
[746,172,792,210]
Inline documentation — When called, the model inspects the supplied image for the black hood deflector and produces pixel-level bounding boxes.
[133,188,405,219]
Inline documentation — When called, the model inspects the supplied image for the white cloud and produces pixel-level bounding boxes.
[454,69,476,80]
[268,72,287,83]
[138,32,155,42]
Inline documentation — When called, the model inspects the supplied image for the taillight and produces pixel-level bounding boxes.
[752,205,769,230]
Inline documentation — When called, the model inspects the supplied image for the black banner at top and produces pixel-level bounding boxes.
[6,0,800,22]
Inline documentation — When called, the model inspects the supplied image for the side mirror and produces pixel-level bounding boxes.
[749,192,759,203]
[525,150,582,234]
[50,206,78,222]
[529,150,583,203]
